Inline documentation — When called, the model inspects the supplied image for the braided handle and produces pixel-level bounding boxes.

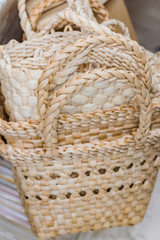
[29,0,95,31]
[37,32,151,125]
[38,67,152,157]
[90,0,109,21]
[29,0,109,28]
[18,0,109,37]
[37,34,152,157]
[17,0,33,38]
[43,7,127,38]
[103,19,130,37]
[30,0,66,30]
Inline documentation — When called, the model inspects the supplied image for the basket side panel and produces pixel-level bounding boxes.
[12,145,159,239]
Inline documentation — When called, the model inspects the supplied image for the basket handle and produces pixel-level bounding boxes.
[18,0,109,37]
[17,0,33,38]
[38,65,152,157]
[30,0,66,30]
[29,0,101,29]
[42,5,130,38]
[38,30,151,126]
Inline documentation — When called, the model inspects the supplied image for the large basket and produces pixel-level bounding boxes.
[0,1,160,240]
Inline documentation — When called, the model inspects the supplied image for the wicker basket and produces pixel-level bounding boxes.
[0,1,160,240]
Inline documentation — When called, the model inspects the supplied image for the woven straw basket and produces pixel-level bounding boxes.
[0,1,160,239]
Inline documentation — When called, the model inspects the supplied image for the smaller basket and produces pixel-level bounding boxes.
[0,30,83,121]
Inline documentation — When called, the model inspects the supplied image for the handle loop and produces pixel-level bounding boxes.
[102,19,130,37]
[37,35,152,157]
[39,68,152,157]
[43,8,130,39]
[18,0,110,38]
[37,33,151,127]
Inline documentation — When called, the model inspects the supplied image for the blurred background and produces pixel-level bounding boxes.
[125,0,160,52]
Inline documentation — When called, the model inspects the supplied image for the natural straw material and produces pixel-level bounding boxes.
[0,1,160,239]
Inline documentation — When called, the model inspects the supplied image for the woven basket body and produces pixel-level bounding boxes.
[0,1,160,240]
[11,145,159,239]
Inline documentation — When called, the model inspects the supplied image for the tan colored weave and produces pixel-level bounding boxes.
[0,1,160,239]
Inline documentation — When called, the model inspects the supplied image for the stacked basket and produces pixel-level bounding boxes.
[0,0,160,239]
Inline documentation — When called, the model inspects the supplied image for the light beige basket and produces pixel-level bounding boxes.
[0,1,160,240]
[0,30,83,121]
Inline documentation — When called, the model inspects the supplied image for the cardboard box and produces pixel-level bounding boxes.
[104,0,138,41]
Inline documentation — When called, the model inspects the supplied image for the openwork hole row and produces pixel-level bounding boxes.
[24,178,147,200]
